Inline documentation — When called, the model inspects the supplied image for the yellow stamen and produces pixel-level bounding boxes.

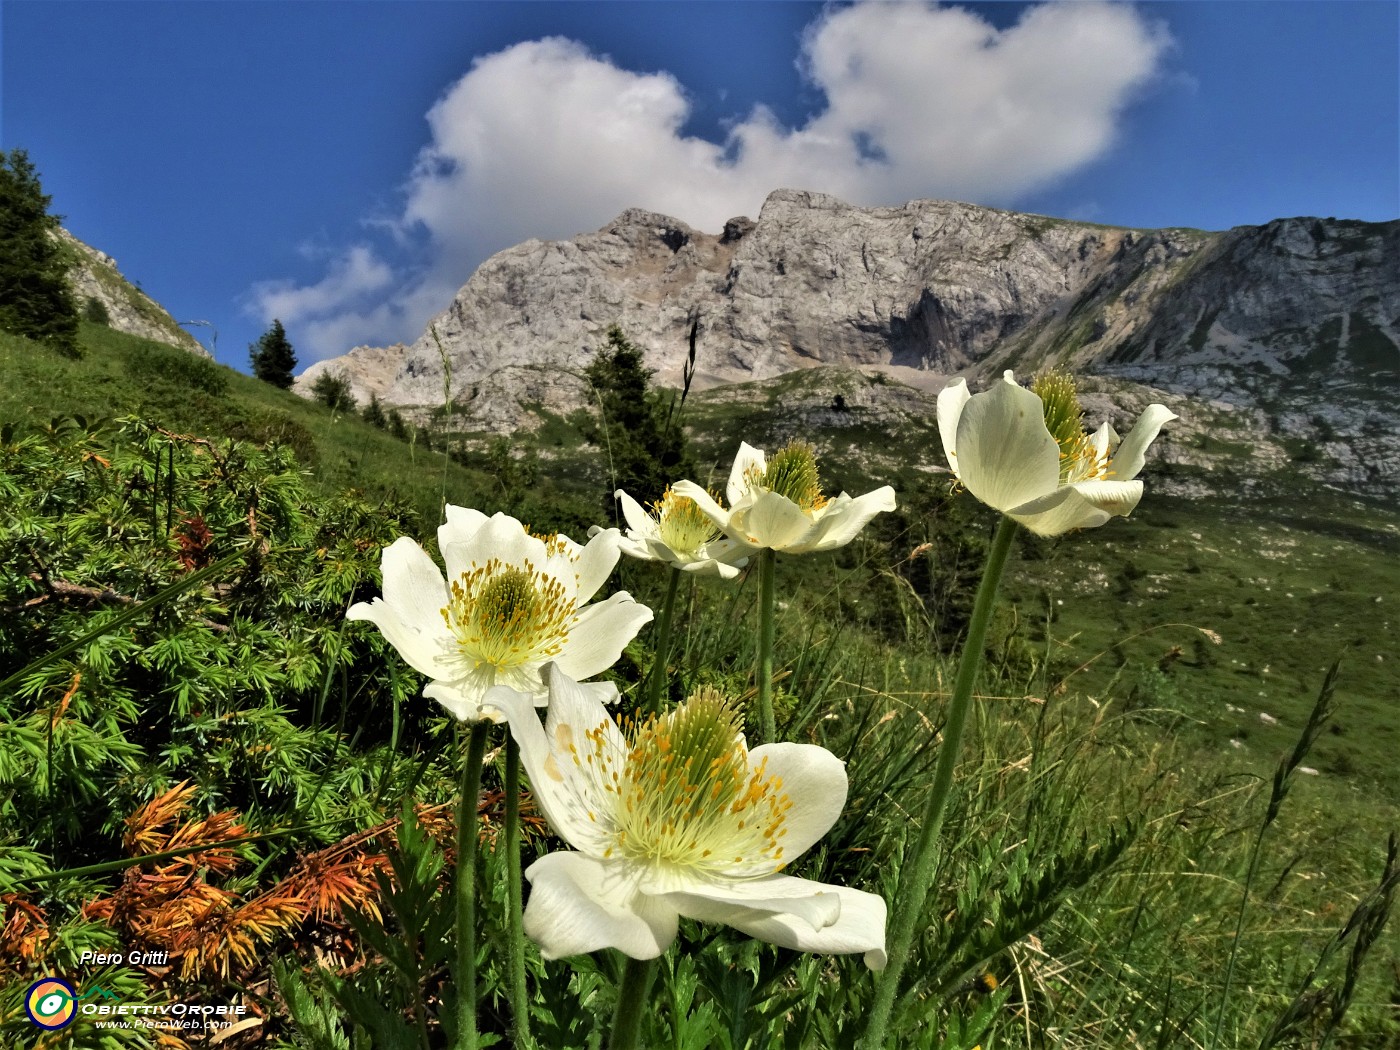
[748,441,829,511]
[1032,371,1110,484]
[439,559,575,671]
[582,686,792,876]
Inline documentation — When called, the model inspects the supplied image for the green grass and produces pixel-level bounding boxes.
[2,321,1397,1046]
[0,324,495,528]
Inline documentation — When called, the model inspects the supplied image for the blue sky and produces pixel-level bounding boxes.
[3,1,1396,371]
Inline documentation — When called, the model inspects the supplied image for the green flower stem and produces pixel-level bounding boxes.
[756,547,778,744]
[454,721,491,1050]
[646,566,683,716]
[859,514,1018,1050]
[505,735,532,1048]
[609,956,658,1050]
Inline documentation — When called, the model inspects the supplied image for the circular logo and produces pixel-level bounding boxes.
[25,977,77,1030]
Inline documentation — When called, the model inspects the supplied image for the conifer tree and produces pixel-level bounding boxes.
[310,370,356,412]
[581,325,693,508]
[249,319,298,388]
[362,393,388,428]
[0,149,79,355]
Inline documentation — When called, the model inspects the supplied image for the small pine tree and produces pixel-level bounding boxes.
[83,296,110,325]
[362,394,388,429]
[0,149,80,355]
[388,409,408,440]
[581,325,693,508]
[310,370,356,413]
[249,319,298,389]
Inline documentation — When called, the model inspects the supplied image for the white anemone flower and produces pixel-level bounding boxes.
[672,441,895,554]
[937,371,1177,537]
[348,507,653,721]
[610,487,751,579]
[483,666,887,968]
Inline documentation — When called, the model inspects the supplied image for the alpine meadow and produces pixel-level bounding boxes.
[3,36,1400,1050]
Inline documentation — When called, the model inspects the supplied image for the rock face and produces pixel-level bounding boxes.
[301,189,1399,488]
[59,228,208,356]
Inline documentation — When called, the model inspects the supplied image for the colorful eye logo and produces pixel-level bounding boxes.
[25,977,77,1030]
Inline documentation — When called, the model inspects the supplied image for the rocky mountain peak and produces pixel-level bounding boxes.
[295,189,1398,492]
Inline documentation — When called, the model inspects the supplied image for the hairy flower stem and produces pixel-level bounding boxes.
[646,566,683,716]
[504,736,532,1048]
[756,547,778,744]
[454,722,491,1050]
[609,956,658,1050]
[859,514,1019,1050]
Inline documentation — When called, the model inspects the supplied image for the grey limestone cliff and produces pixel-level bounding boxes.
[297,189,1398,491]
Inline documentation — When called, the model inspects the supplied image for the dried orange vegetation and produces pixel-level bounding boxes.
[0,895,50,966]
[77,782,543,982]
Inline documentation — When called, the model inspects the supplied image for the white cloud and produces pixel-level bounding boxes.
[250,245,394,324]
[255,1,1169,363]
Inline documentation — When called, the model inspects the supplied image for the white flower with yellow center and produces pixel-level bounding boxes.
[484,666,887,967]
[612,487,751,579]
[348,507,653,721]
[937,371,1178,537]
[672,441,896,554]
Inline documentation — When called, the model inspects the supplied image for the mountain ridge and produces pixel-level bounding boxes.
[294,188,1399,492]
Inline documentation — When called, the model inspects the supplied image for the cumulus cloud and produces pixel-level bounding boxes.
[255,0,1169,363]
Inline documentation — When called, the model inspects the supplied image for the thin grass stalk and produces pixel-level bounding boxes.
[859,513,1018,1050]
[609,955,658,1050]
[504,736,532,1048]
[645,566,682,716]
[454,721,491,1050]
[1210,659,1340,1050]
[755,547,777,743]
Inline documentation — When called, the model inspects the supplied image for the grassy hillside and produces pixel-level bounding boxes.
[3,323,1397,1047]
[1,323,550,530]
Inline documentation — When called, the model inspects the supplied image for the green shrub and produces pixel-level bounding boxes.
[83,296,110,325]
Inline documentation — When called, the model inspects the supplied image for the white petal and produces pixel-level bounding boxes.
[424,676,501,722]
[670,481,733,535]
[618,534,660,563]
[554,593,653,681]
[1108,404,1177,481]
[676,543,749,579]
[616,490,660,541]
[746,742,848,864]
[662,874,888,969]
[442,512,545,583]
[482,674,614,854]
[735,490,814,550]
[653,872,840,930]
[1088,421,1116,464]
[437,505,489,553]
[1007,480,1143,536]
[798,486,897,553]
[347,538,455,680]
[936,378,972,474]
[955,378,1061,513]
[1070,479,1145,518]
[524,852,678,960]
[571,526,622,604]
[725,442,767,508]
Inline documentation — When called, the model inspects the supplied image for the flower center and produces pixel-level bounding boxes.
[1032,371,1109,484]
[440,560,575,671]
[653,487,720,555]
[594,688,792,876]
[748,441,829,511]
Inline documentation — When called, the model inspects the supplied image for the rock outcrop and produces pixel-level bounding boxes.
[59,228,209,356]
[299,189,1399,489]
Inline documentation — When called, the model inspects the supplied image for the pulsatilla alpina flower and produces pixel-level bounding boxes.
[937,371,1177,537]
[672,441,895,554]
[484,666,887,967]
[348,507,652,721]
[611,487,750,578]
